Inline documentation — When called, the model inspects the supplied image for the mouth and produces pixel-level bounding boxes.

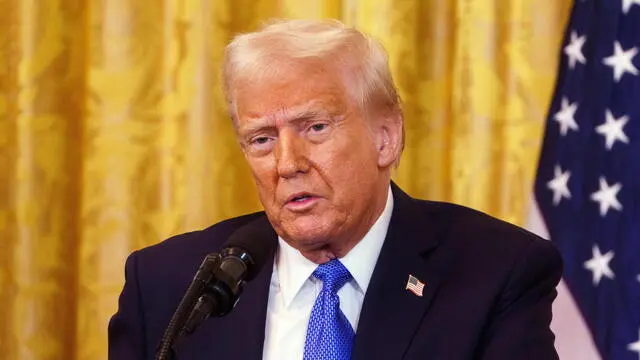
[284,192,320,211]
[286,192,315,204]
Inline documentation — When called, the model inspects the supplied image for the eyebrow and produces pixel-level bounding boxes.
[240,108,334,136]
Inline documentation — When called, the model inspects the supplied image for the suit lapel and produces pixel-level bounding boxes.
[351,183,449,360]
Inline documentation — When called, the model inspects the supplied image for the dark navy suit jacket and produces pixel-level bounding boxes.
[109,184,562,359]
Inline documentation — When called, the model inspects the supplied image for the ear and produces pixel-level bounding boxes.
[374,112,403,168]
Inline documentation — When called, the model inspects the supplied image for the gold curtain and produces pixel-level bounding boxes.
[0,0,571,359]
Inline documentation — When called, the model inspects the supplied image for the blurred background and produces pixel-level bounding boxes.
[0,0,573,359]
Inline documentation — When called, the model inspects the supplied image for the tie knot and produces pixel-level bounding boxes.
[312,259,352,293]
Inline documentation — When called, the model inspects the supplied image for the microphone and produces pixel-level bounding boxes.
[155,216,276,360]
[182,216,276,330]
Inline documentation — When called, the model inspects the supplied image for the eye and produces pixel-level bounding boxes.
[246,135,275,154]
[253,136,271,144]
[309,123,328,132]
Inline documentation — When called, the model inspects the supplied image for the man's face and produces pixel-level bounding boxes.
[234,60,395,262]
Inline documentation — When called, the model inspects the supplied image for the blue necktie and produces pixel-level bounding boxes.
[303,259,355,360]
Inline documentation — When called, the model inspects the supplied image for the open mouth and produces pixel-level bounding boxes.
[284,192,318,211]
[290,194,312,203]
[285,192,318,206]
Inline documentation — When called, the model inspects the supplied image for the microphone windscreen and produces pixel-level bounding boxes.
[223,215,277,280]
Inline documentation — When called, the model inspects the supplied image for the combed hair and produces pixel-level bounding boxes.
[222,19,404,165]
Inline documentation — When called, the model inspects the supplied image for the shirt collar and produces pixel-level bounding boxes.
[276,186,394,308]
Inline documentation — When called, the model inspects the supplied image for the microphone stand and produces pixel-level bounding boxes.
[155,248,251,360]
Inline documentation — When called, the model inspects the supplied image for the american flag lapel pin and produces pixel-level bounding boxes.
[405,274,425,297]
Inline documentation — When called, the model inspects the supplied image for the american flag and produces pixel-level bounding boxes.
[405,274,425,297]
[528,1,640,359]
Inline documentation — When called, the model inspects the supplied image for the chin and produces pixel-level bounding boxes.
[280,215,335,250]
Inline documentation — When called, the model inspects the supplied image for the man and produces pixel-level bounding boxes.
[109,19,563,360]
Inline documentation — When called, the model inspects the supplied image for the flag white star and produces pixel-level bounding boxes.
[603,41,639,82]
[553,97,579,136]
[590,177,623,216]
[564,31,587,69]
[547,165,571,205]
[622,0,640,14]
[596,110,630,150]
[583,245,615,286]
[628,329,640,358]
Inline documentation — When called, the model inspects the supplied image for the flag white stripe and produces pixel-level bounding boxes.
[527,197,602,360]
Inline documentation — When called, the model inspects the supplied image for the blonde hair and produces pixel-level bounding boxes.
[222,19,404,164]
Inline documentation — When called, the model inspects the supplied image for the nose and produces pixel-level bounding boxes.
[276,128,309,179]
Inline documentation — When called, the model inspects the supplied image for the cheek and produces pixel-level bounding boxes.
[313,136,379,192]
[321,136,377,173]
[248,155,275,179]
[247,158,278,197]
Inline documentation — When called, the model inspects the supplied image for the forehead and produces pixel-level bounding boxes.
[233,60,352,127]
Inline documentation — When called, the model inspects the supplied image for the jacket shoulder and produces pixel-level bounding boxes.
[130,211,266,295]
[136,211,265,262]
[414,200,560,269]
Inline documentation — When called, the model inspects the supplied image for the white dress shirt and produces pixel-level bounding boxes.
[262,187,394,360]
